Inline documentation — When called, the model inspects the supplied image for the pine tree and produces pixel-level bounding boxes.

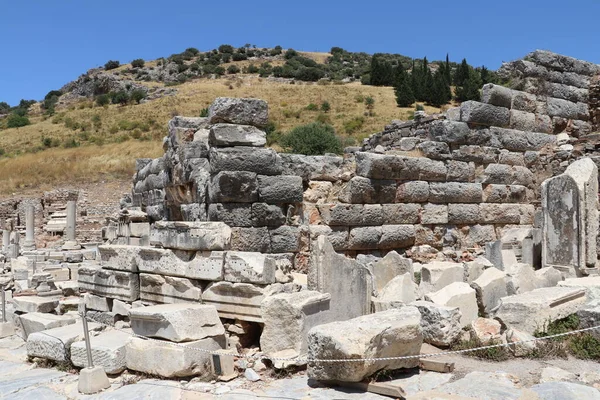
[454,58,470,86]
[428,70,451,107]
[394,64,415,107]
[445,54,451,84]
[370,54,394,86]
[455,68,482,102]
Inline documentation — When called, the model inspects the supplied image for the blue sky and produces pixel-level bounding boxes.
[2,0,599,106]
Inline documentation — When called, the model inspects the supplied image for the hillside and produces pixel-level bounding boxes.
[0,46,473,194]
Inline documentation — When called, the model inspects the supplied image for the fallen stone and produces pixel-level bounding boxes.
[26,321,100,361]
[244,368,261,382]
[496,287,587,333]
[559,276,600,301]
[12,296,59,314]
[505,328,536,356]
[78,265,139,302]
[150,221,231,251]
[129,303,224,342]
[201,281,266,322]
[434,371,523,399]
[425,282,478,328]
[470,317,502,344]
[126,336,225,378]
[412,301,462,347]
[78,365,110,395]
[139,273,203,304]
[223,251,277,284]
[71,330,130,374]
[379,273,418,304]
[307,307,423,382]
[471,267,508,316]
[540,366,577,383]
[420,262,464,293]
[531,381,600,400]
[368,251,414,295]
[19,313,77,339]
[83,293,111,312]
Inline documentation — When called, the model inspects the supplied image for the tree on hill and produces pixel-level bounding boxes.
[454,58,470,86]
[394,64,415,107]
[104,60,120,70]
[131,59,145,68]
[370,54,394,86]
[455,68,482,102]
[427,70,452,107]
[0,102,10,114]
[6,113,30,128]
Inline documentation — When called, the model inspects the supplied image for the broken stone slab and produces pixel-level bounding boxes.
[471,267,508,316]
[12,296,59,314]
[470,317,502,344]
[412,301,462,348]
[149,221,231,251]
[308,236,372,320]
[307,307,423,382]
[209,123,266,147]
[78,265,139,302]
[70,330,131,374]
[505,263,537,295]
[496,287,587,334]
[464,257,492,283]
[126,335,226,378]
[558,276,600,301]
[425,282,478,328]
[139,273,203,304]
[378,273,419,305]
[83,293,112,312]
[223,251,277,284]
[19,313,77,339]
[420,262,464,294]
[260,291,331,359]
[201,281,266,322]
[368,251,414,295]
[505,328,536,357]
[129,303,224,343]
[26,321,101,361]
[534,267,562,289]
[207,97,269,127]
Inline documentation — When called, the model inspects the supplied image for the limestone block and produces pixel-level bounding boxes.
[223,251,277,284]
[446,160,475,182]
[480,204,535,224]
[558,277,600,301]
[19,313,77,338]
[12,296,59,314]
[428,182,482,203]
[207,97,268,127]
[452,145,498,164]
[369,251,414,294]
[509,109,537,131]
[208,203,252,227]
[447,204,480,224]
[460,100,510,127]
[308,225,349,251]
[534,267,562,289]
[304,180,333,202]
[250,203,286,226]
[426,282,478,328]
[379,273,418,304]
[428,120,471,144]
[338,176,396,204]
[505,263,537,295]
[382,204,421,224]
[546,97,588,120]
[482,184,527,203]
[318,203,383,226]
[126,336,225,378]
[511,90,537,113]
[355,152,445,181]
[129,303,224,342]
[78,265,140,302]
[412,300,462,347]
[230,227,271,252]
[470,317,502,344]
[490,127,556,151]
[279,154,344,182]
[379,225,416,249]
[307,307,423,382]
[150,221,231,251]
[417,141,451,161]
[209,147,283,175]
[71,330,130,374]
[26,321,100,361]
[421,204,448,225]
[84,293,111,312]
[420,262,465,293]
[269,226,301,253]
[136,247,224,281]
[112,299,131,317]
[471,267,508,316]
[464,257,493,283]
[139,273,203,304]
[209,123,266,147]
[257,175,303,204]
[260,291,332,357]
[208,171,258,203]
[506,328,536,356]
[481,84,513,108]
[309,236,372,320]
[396,181,430,203]
[496,287,587,333]
[498,151,525,166]
[201,281,266,322]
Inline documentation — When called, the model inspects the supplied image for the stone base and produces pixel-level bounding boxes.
[0,322,15,338]
[22,241,36,251]
[78,366,110,394]
[63,241,82,251]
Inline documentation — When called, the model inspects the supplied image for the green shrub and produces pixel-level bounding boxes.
[315,113,331,124]
[218,44,234,54]
[199,108,209,117]
[214,66,225,76]
[227,65,240,74]
[247,64,259,74]
[130,89,147,104]
[415,104,425,111]
[111,91,130,105]
[569,334,600,360]
[185,47,199,55]
[305,103,318,111]
[295,67,325,82]
[6,113,30,128]
[0,102,9,114]
[63,138,80,148]
[104,60,120,70]
[131,59,145,68]
[232,53,247,61]
[95,94,110,107]
[270,46,283,56]
[284,49,298,59]
[280,122,342,155]
[320,101,331,113]
[343,116,365,133]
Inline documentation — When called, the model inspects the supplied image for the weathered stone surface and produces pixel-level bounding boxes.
[208,203,252,227]
[470,317,501,344]
[279,154,344,182]
[210,147,283,175]
[26,321,100,361]
[13,296,59,314]
[269,226,302,253]
[546,97,588,120]
[307,307,423,382]
[421,204,448,225]
[78,265,140,302]
[257,175,303,204]
[412,301,462,347]
[139,273,203,304]
[130,247,224,281]
[308,236,371,320]
[230,227,271,252]
[428,183,482,203]
[447,204,480,224]
[201,281,266,322]
[260,291,332,357]
[446,160,475,182]
[71,330,129,374]
[531,382,600,400]
[434,371,523,399]
[308,225,349,251]
[420,262,464,293]
[126,336,225,378]
[379,225,416,249]
[378,273,418,304]
[491,127,556,151]
[207,97,268,127]
[481,83,513,108]
[150,221,231,251]
[509,109,537,131]
[496,287,587,333]
[369,251,414,294]
[318,204,383,226]
[84,293,111,312]
[460,101,510,127]
[129,303,224,342]
[471,267,508,316]
[251,203,286,226]
[506,328,536,356]
[429,120,471,144]
[482,184,528,203]
[426,282,478,328]
[338,176,396,204]
[223,251,277,284]
[355,153,445,181]
[559,277,600,301]
[208,171,258,203]
[19,313,77,338]
[209,123,266,147]
[396,181,430,203]
[382,204,421,224]
[480,203,534,224]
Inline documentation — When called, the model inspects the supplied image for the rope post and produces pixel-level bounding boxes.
[81,304,94,368]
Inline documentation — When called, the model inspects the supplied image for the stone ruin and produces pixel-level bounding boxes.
[3,50,600,389]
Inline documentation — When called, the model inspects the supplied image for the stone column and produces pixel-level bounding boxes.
[23,205,36,251]
[62,201,81,250]
[2,220,9,255]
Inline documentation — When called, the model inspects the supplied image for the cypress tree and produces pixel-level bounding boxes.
[370,54,394,86]
[455,68,482,102]
[394,64,415,107]
[454,58,470,86]
[445,54,451,84]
